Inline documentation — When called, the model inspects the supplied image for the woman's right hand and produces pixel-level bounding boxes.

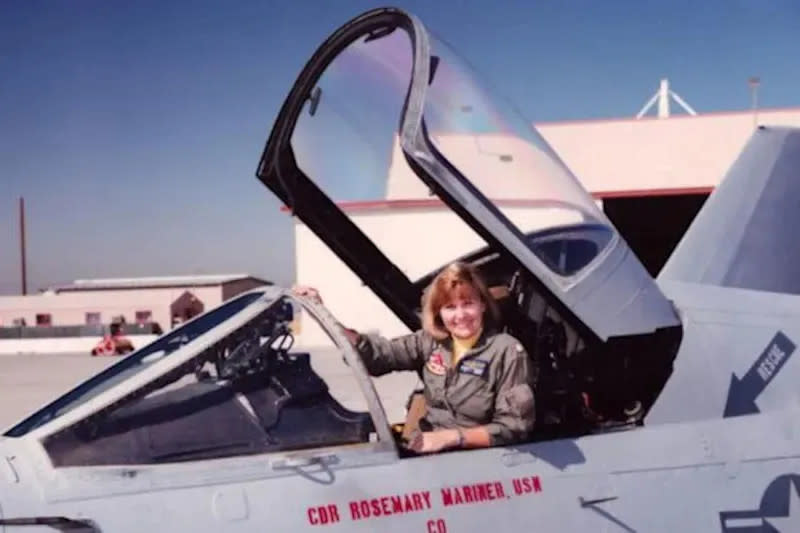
[293,285,361,345]
[292,285,323,305]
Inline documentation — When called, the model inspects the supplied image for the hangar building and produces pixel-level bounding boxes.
[0,274,271,332]
[291,107,800,346]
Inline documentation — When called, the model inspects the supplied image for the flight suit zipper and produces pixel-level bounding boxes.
[444,344,484,421]
[443,346,457,419]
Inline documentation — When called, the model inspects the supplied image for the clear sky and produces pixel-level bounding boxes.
[1,0,798,294]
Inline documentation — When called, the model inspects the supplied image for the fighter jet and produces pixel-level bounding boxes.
[2,6,800,532]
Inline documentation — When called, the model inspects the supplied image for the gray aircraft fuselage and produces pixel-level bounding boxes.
[2,7,800,533]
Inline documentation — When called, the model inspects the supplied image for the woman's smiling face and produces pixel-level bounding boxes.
[438,284,485,339]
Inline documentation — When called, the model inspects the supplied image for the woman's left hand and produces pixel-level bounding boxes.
[408,429,460,454]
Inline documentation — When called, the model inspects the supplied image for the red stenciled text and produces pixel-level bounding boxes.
[349,491,432,521]
[307,504,341,525]
[511,475,542,495]
[306,475,543,525]
[441,481,506,507]
[427,518,448,533]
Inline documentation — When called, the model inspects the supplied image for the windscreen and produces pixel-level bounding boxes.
[4,291,266,437]
[41,294,382,467]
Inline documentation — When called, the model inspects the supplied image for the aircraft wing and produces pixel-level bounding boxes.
[660,127,800,294]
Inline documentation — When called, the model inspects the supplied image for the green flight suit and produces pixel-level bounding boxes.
[356,329,536,446]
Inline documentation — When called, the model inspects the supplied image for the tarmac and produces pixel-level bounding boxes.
[0,351,418,432]
[0,352,116,430]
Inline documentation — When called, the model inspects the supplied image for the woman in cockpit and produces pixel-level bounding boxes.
[294,261,535,454]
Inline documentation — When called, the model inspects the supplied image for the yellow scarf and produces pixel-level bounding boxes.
[452,329,482,365]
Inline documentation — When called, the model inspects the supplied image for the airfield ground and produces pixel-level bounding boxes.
[0,353,115,430]
[0,352,417,431]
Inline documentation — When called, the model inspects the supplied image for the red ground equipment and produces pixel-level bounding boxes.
[90,322,134,356]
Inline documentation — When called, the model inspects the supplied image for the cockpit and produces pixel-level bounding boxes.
[1,282,674,469]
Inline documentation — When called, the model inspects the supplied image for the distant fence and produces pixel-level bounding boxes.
[0,323,162,339]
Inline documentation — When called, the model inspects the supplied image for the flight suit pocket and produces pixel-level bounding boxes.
[449,377,495,424]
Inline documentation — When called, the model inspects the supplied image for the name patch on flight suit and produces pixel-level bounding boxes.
[459,359,488,378]
[426,351,446,375]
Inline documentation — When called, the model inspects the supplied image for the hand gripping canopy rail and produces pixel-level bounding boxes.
[256,8,682,430]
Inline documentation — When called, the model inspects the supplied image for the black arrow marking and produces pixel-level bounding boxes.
[724,331,796,417]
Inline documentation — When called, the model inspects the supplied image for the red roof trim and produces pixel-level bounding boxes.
[280,198,576,213]
[592,186,714,199]
[279,187,714,213]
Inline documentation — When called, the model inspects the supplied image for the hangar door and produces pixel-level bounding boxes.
[603,192,709,277]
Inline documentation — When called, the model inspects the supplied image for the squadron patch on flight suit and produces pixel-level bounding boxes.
[426,351,446,375]
[459,359,488,378]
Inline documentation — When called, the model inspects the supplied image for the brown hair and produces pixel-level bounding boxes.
[421,261,500,340]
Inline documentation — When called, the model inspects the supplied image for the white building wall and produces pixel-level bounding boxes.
[294,205,585,346]
[536,108,800,193]
[294,222,408,348]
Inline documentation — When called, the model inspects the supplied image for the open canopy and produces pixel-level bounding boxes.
[257,7,679,341]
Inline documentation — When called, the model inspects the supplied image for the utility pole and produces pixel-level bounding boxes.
[19,197,27,295]
[748,76,761,129]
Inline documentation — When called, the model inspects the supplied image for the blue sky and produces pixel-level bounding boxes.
[1,0,798,294]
